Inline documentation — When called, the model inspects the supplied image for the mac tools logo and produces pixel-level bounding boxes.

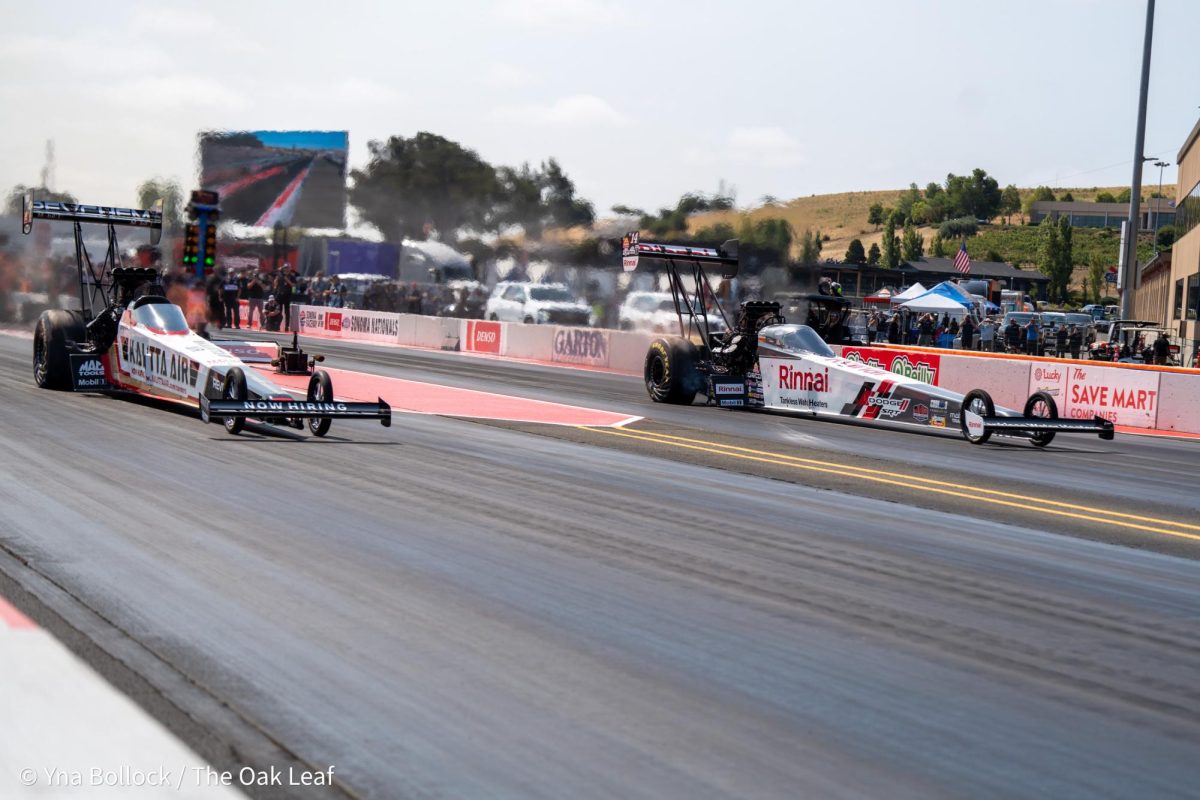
[70,355,111,391]
[77,359,104,377]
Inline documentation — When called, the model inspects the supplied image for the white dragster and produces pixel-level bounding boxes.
[25,192,389,437]
[621,231,1114,447]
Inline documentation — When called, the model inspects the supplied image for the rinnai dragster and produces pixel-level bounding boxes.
[24,193,390,436]
[621,231,1113,446]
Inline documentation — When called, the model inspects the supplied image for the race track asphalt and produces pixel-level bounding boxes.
[1,331,1199,800]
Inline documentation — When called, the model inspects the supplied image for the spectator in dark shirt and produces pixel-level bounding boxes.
[244,271,265,329]
[263,294,283,331]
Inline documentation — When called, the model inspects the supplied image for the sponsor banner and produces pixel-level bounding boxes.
[841,346,941,386]
[69,354,112,391]
[466,320,504,355]
[115,332,201,396]
[296,306,400,343]
[761,356,875,413]
[1027,362,1160,427]
[1028,364,1067,399]
[1059,363,1160,427]
[552,327,610,367]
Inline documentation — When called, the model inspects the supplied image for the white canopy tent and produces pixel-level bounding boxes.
[898,292,969,318]
[889,282,927,303]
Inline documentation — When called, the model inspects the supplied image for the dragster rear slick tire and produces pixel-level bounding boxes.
[1024,391,1058,448]
[960,389,994,445]
[307,370,333,437]
[33,309,85,390]
[644,337,700,405]
[222,367,247,435]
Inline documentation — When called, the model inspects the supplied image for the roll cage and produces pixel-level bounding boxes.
[620,231,783,375]
[22,191,164,353]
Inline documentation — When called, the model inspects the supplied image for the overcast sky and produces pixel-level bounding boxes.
[1,0,1197,220]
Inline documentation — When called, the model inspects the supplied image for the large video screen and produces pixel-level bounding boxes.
[199,130,348,228]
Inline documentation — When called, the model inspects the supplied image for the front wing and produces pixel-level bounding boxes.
[200,395,392,427]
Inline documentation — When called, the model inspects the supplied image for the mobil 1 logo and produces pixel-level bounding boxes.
[70,354,112,392]
[710,376,747,407]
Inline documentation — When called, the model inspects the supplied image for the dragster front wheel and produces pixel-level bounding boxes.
[222,367,247,435]
[307,370,333,437]
[960,389,994,445]
[1024,391,1058,448]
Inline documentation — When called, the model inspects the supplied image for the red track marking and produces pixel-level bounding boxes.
[255,366,641,427]
[0,595,35,630]
[1115,425,1200,441]
[255,162,312,227]
[216,164,285,197]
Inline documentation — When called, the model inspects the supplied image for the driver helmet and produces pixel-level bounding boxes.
[830,281,843,297]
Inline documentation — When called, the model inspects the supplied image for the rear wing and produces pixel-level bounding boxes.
[22,191,163,245]
[621,231,739,278]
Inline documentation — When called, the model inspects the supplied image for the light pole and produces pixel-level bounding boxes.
[1152,160,1169,236]
[1118,0,1156,320]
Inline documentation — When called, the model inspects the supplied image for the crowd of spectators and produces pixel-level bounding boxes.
[862,308,1090,358]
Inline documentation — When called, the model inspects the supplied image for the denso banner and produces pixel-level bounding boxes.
[1028,362,1161,427]
[841,346,941,386]
[552,327,610,367]
[465,320,503,355]
[296,306,400,343]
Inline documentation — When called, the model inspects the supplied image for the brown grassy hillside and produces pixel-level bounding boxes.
[685,184,1176,260]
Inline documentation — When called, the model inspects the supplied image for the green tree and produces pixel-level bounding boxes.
[930,232,946,257]
[867,242,881,265]
[798,228,821,265]
[494,164,543,235]
[640,191,736,238]
[538,158,595,230]
[910,200,931,225]
[939,216,978,239]
[1095,191,1116,203]
[137,177,183,230]
[1156,224,1176,250]
[350,132,499,241]
[1022,185,1056,216]
[901,219,924,261]
[5,183,77,215]
[611,204,643,216]
[751,217,795,263]
[1087,254,1106,304]
[944,168,1002,220]
[1057,215,1074,303]
[867,202,884,229]
[492,159,595,237]
[1061,191,1074,202]
[895,183,922,223]
[881,214,900,268]
[1038,216,1067,303]
[844,238,866,264]
[1115,187,1133,204]
[1000,184,1020,223]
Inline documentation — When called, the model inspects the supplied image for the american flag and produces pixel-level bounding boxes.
[954,241,971,274]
